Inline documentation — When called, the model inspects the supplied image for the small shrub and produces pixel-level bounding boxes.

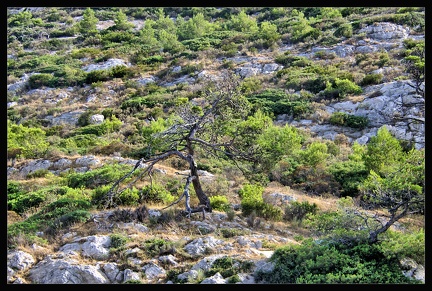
[26,169,52,179]
[225,208,236,221]
[255,239,421,283]
[142,237,176,257]
[67,164,132,189]
[110,233,129,249]
[85,69,110,84]
[329,161,369,197]
[46,209,91,235]
[140,183,175,204]
[284,201,318,222]
[118,187,140,206]
[361,73,383,86]
[219,228,246,238]
[334,23,353,38]
[209,195,230,211]
[329,112,369,129]
[28,73,57,89]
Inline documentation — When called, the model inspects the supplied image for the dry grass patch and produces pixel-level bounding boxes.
[346,94,365,103]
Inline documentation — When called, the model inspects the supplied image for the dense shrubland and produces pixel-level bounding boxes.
[7,7,424,283]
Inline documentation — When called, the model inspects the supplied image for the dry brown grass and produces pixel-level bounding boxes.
[263,181,339,213]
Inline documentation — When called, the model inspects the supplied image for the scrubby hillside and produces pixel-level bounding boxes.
[7,7,425,284]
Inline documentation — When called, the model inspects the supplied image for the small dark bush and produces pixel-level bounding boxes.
[284,201,318,222]
[361,73,383,86]
[28,73,57,89]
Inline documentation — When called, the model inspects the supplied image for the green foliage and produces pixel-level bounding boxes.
[110,233,130,249]
[8,196,92,247]
[46,209,91,235]
[58,134,108,155]
[402,39,424,96]
[66,164,133,189]
[256,123,303,171]
[275,53,311,67]
[26,169,52,179]
[288,10,321,43]
[361,73,383,86]
[85,69,110,84]
[228,10,259,34]
[247,89,312,118]
[255,21,280,47]
[362,126,404,175]
[255,239,421,283]
[219,228,247,238]
[284,201,318,222]
[349,142,366,162]
[209,195,230,211]
[8,10,34,27]
[28,73,57,88]
[140,183,175,205]
[329,160,369,197]
[322,78,362,99]
[118,187,141,206]
[270,156,302,185]
[238,183,264,202]
[304,197,372,243]
[377,228,425,265]
[334,23,353,38]
[329,112,369,129]
[239,184,283,220]
[79,8,99,36]
[240,76,262,94]
[7,121,49,159]
[72,116,122,136]
[177,13,214,41]
[8,186,46,214]
[142,237,176,257]
[299,142,329,167]
[206,256,254,278]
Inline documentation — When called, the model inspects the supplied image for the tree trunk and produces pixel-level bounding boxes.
[188,156,212,212]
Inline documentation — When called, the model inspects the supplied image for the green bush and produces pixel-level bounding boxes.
[255,239,421,283]
[378,228,425,265]
[140,183,175,204]
[85,69,110,84]
[334,23,353,38]
[72,116,122,136]
[239,183,282,220]
[329,112,348,126]
[46,209,91,235]
[109,65,134,79]
[142,237,176,257]
[26,169,52,179]
[345,115,369,129]
[206,257,254,278]
[66,164,133,189]
[101,31,134,44]
[322,78,362,99]
[329,161,369,197]
[361,73,383,86]
[118,187,141,206]
[219,228,247,238]
[238,183,264,202]
[110,233,129,250]
[28,73,57,88]
[284,201,318,222]
[329,112,369,129]
[299,142,329,167]
[7,188,47,215]
[209,195,230,211]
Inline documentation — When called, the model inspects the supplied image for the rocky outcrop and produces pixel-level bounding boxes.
[7,209,424,284]
[279,80,424,149]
